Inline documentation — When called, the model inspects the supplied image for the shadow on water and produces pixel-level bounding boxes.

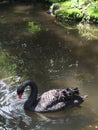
[0,2,98,130]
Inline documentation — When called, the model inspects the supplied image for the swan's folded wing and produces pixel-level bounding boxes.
[35,89,66,112]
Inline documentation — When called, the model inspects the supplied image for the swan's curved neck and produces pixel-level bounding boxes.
[23,81,38,111]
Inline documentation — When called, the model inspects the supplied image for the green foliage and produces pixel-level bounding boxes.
[28,22,40,33]
[49,0,98,39]
[53,0,98,24]
[87,7,98,17]
[61,1,71,7]
[56,8,83,22]
[86,7,98,23]
[46,0,66,3]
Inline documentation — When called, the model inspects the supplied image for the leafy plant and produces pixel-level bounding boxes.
[56,8,83,22]
[61,1,71,7]
[46,0,66,3]
[28,22,40,33]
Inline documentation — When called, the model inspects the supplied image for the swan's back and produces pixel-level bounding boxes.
[35,88,84,112]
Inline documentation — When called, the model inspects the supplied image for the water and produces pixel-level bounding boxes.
[0,2,98,130]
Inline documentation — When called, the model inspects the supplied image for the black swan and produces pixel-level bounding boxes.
[17,80,87,112]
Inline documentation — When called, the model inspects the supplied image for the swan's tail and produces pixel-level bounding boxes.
[82,95,88,100]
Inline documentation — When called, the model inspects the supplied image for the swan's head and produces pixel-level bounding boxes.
[17,84,24,99]
[17,80,38,100]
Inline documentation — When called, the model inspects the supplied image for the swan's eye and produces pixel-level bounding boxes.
[18,93,23,99]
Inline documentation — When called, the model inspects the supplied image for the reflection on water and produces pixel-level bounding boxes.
[0,2,98,130]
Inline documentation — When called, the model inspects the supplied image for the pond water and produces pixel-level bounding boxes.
[0,2,98,130]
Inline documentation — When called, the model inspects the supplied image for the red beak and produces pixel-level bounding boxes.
[18,93,22,99]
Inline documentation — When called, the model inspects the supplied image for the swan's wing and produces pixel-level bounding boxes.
[35,89,66,112]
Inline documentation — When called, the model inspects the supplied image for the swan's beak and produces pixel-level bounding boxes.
[18,93,23,99]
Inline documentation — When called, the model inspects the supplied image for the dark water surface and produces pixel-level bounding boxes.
[0,2,98,130]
